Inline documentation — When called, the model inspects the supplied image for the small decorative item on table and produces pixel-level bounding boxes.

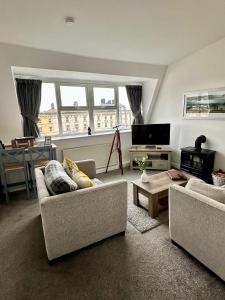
[44,136,52,145]
[135,157,149,183]
[167,169,187,181]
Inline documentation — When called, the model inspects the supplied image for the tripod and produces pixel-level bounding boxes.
[106,125,123,175]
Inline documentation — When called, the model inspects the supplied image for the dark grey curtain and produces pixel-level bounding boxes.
[126,85,144,124]
[16,79,42,137]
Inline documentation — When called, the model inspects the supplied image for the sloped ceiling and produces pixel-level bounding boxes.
[1,0,225,65]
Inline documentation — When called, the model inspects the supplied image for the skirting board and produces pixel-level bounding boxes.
[171,161,180,169]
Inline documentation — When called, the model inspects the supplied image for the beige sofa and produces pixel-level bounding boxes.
[35,159,127,261]
[169,184,225,281]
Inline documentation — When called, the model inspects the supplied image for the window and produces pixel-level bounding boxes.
[38,82,134,137]
[94,110,117,131]
[93,86,117,132]
[93,87,115,106]
[60,86,87,107]
[38,83,59,136]
[118,87,133,129]
[61,111,89,135]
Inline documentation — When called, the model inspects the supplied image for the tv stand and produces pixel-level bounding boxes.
[129,146,172,170]
[145,145,156,149]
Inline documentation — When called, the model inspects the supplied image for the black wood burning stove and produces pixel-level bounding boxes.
[180,147,216,183]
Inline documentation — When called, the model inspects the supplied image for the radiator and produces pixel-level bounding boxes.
[62,143,118,170]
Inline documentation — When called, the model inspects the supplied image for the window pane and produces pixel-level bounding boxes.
[94,110,117,131]
[118,86,133,129]
[61,111,89,134]
[93,87,115,106]
[60,86,87,106]
[38,83,59,136]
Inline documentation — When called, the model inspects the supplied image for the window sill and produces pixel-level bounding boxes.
[38,129,131,142]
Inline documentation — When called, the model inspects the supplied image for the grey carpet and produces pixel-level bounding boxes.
[102,169,161,233]
[0,169,225,300]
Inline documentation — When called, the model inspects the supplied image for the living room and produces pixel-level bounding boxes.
[1,1,225,299]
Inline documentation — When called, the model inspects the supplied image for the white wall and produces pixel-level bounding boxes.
[54,131,131,172]
[142,79,159,122]
[0,42,166,170]
[150,37,225,170]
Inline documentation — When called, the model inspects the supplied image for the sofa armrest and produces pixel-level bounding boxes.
[35,167,50,199]
[169,184,225,280]
[75,159,96,179]
[40,180,127,260]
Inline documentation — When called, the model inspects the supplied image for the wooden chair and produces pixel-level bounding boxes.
[27,145,53,191]
[0,148,30,202]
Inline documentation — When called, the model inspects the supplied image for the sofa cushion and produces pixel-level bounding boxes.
[63,157,94,189]
[45,160,78,195]
[186,177,225,204]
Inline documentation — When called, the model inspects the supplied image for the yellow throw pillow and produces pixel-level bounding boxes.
[71,168,94,189]
[63,157,79,177]
[63,157,94,189]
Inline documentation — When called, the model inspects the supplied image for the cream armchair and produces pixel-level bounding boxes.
[35,159,127,261]
[169,184,225,281]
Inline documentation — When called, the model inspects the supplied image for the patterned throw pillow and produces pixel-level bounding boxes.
[45,160,78,195]
[63,158,94,189]
[63,157,79,177]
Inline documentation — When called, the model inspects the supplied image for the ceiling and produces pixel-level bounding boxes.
[1,0,225,65]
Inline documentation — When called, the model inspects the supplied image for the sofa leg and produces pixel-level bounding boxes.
[48,258,56,265]
[171,239,183,250]
[118,231,126,236]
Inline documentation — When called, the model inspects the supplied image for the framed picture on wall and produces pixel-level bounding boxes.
[183,87,225,119]
[44,136,52,145]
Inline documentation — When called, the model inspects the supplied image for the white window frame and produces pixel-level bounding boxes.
[91,84,119,133]
[55,82,89,136]
[39,79,135,137]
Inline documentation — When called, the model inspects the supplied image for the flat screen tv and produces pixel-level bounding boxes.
[132,124,170,146]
